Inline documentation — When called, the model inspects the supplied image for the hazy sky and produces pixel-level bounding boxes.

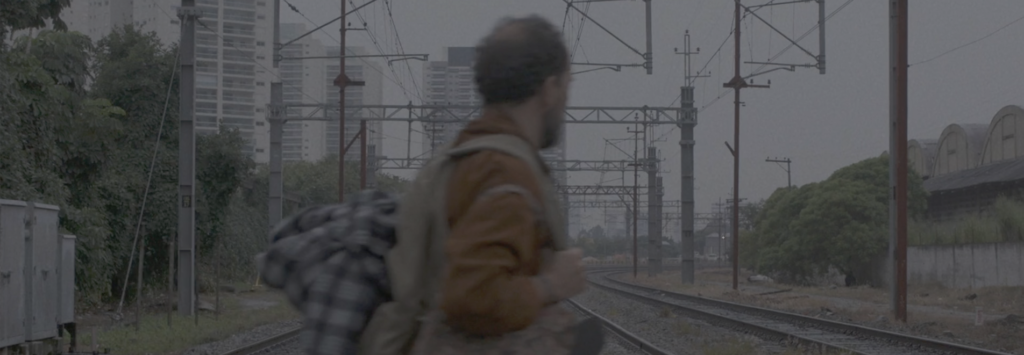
[279,0,1024,231]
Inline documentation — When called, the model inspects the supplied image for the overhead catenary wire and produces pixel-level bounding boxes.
[348,0,418,101]
[749,0,854,76]
[910,12,1024,67]
[115,46,180,317]
[384,0,423,102]
[196,19,324,105]
[281,0,420,102]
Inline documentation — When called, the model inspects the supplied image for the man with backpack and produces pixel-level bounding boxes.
[262,14,601,355]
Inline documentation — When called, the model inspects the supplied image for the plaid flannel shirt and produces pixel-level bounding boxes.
[261,190,398,355]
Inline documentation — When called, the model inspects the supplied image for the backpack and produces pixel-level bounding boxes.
[260,134,568,355]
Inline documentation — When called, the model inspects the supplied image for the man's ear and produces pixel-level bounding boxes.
[541,75,560,106]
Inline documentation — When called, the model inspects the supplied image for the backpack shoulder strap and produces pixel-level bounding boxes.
[446,134,548,180]
[358,134,567,355]
[443,134,567,250]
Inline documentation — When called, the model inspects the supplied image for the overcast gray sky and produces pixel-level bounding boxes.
[280,0,1024,231]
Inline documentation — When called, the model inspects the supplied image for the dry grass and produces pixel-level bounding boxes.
[616,270,1024,354]
[81,289,300,355]
[628,268,1024,315]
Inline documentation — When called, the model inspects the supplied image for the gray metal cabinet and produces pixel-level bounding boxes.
[58,234,76,325]
[25,202,60,341]
[0,200,27,348]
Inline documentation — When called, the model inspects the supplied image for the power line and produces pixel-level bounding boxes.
[195,18,323,105]
[116,44,179,316]
[666,19,735,108]
[750,0,854,76]
[349,0,414,100]
[383,0,423,102]
[279,0,419,100]
[910,12,1024,67]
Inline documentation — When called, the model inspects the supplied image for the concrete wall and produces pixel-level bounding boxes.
[908,242,1024,289]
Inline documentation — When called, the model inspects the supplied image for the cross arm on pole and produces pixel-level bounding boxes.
[741,3,818,60]
[561,0,645,58]
[279,54,428,61]
[746,0,812,11]
[278,0,376,49]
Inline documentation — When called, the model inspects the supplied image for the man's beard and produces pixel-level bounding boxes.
[540,108,564,149]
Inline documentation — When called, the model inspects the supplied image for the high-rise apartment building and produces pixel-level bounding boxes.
[278,23,325,162]
[420,47,568,185]
[323,46,384,163]
[55,0,275,162]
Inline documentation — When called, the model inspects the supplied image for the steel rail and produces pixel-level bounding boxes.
[592,270,1012,355]
[218,327,301,355]
[565,299,673,355]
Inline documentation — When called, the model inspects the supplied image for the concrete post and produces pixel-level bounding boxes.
[176,0,198,316]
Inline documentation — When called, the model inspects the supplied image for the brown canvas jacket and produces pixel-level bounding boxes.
[438,110,554,336]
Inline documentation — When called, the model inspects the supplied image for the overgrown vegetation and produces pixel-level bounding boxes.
[742,155,928,283]
[910,196,1024,246]
[1,19,408,307]
[97,294,299,354]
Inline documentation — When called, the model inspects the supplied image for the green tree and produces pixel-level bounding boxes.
[275,155,409,206]
[747,155,927,283]
[0,0,69,48]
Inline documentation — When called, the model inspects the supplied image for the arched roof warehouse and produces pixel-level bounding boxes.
[909,139,938,179]
[932,123,988,177]
[980,105,1024,166]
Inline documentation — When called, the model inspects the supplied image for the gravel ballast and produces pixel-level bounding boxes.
[180,319,302,355]
[571,287,788,355]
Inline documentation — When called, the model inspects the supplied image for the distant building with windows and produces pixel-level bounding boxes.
[54,0,276,161]
[323,46,384,163]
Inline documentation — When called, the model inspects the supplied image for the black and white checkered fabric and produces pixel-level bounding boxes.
[261,189,398,355]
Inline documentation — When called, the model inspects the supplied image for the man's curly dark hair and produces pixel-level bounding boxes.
[473,15,569,106]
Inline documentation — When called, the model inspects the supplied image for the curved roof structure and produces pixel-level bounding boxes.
[932,123,988,177]
[909,139,938,179]
[980,105,1024,166]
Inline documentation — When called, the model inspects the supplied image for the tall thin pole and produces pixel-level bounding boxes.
[730,0,741,291]
[787,160,791,188]
[644,0,653,75]
[818,0,826,75]
[135,236,144,332]
[176,0,197,316]
[676,30,705,285]
[337,0,347,202]
[717,199,723,260]
[360,120,367,189]
[167,236,173,327]
[626,119,634,278]
[722,0,768,290]
[889,0,909,323]
[268,0,283,231]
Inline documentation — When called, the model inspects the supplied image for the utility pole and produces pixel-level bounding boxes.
[674,30,707,285]
[723,0,769,291]
[360,120,367,189]
[336,0,348,202]
[176,0,198,317]
[716,199,724,263]
[889,0,909,324]
[766,157,792,188]
[268,0,282,231]
[627,114,646,278]
[645,147,661,276]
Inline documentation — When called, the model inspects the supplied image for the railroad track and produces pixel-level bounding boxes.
[587,269,1013,355]
[566,299,672,355]
[218,327,301,355]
